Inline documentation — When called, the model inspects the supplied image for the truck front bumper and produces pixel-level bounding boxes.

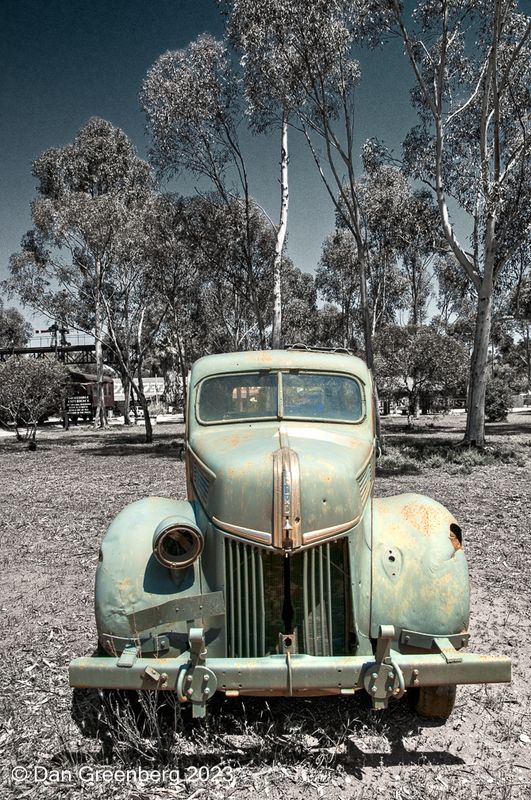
[69,626,511,717]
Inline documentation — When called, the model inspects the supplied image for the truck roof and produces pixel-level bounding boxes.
[189,349,371,386]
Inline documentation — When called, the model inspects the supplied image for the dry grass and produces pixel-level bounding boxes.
[0,413,530,799]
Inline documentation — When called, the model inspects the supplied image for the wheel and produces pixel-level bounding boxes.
[413,685,456,719]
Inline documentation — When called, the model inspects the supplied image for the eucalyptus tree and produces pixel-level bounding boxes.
[7,118,152,428]
[227,0,308,347]
[502,247,531,391]
[316,165,439,347]
[356,166,431,330]
[165,191,317,357]
[141,35,269,348]
[384,0,531,445]
[374,325,469,422]
[0,302,32,349]
[180,193,279,355]
[317,224,406,347]
[100,194,171,443]
[433,254,476,332]
[279,261,318,346]
[185,200,316,353]
[316,229,360,348]
[393,188,440,326]
[140,193,202,412]
[225,1,386,368]
[312,304,348,350]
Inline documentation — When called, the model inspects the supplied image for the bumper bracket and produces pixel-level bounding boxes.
[363,625,406,710]
[176,627,218,718]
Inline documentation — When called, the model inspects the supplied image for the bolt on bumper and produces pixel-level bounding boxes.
[69,627,511,718]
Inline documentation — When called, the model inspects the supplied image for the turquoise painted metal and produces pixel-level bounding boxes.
[69,349,511,718]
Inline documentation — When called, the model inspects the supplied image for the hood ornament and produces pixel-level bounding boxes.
[273,448,302,550]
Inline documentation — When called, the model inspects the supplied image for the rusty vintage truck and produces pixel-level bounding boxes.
[69,348,511,718]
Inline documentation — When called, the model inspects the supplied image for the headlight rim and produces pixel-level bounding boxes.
[152,517,204,570]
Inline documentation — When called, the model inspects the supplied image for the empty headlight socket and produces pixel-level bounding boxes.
[152,516,204,570]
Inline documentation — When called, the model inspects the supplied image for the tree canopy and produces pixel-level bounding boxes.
[0,302,33,349]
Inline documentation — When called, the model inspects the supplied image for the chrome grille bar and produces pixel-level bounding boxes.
[227,539,235,657]
[236,542,242,657]
[302,544,333,656]
[325,543,333,655]
[225,539,265,657]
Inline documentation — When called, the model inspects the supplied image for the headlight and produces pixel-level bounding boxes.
[153,516,203,569]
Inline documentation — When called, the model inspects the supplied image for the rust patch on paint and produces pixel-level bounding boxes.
[224,432,250,448]
[400,501,450,534]
[400,501,432,533]
[449,530,463,552]
[254,351,274,364]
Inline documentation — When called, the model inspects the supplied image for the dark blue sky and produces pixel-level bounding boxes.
[0,0,415,321]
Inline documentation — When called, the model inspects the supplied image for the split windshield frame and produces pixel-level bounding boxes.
[195,369,366,426]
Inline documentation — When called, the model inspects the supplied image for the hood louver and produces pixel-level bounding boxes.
[357,459,373,507]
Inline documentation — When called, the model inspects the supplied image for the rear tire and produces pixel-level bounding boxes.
[414,685,456,719]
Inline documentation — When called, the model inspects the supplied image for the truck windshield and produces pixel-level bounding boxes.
[197,371,363,424]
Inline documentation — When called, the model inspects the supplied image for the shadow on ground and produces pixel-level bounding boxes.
[68,689,464,776]
[81,438,185,459]
[485,417,531,436]
[0,428,186,457]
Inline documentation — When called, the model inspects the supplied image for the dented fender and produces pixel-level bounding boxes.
[369,493,470,638]
[95,496,204,656]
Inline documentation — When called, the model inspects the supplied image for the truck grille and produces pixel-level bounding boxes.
[224,538,350,657]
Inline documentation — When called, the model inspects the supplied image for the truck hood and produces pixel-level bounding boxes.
[188,422,374,550]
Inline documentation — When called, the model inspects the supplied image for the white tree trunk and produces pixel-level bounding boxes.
[465,279,494,446]
[464,209,497,446]
[122,374,131,424]
[94,258,107,429]
[271,112,289,350]
[358,251,374,369]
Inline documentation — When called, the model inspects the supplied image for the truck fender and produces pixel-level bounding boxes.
[370,493,470,638]
[95,496,202,655]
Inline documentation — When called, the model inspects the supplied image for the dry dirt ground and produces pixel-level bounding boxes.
[0,413,530,800]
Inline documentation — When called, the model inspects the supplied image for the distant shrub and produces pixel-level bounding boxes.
[377,445,421,474]
[377,437,522,476]
[0,356,67,448]
[485,377,512,422]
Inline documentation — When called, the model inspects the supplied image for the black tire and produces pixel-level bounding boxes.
[413,684,456,719]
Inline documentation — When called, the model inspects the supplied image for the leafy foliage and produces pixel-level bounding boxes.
[485,375,512,422]
[141,36,243,185]
[384,0,531,443]
[0,357,67,444]
[227,0,361,128]
[227,0,377,362]
[316,164,442,345]
[142,35,280,348]
[398,0,531,275]
[8,118,153,343]
[315,229,360,348]
[0,302,33,348]
[374,325,469,418]
[7,118,158,434]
